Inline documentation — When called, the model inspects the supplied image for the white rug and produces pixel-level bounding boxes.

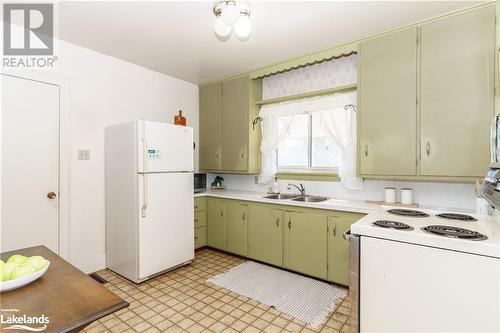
[207,261,347,328]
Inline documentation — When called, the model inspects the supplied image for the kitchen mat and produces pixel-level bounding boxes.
[207,261,347,328]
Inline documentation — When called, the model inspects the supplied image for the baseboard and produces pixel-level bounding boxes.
[72,253,107,274]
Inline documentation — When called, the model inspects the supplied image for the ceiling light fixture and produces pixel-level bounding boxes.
[213,1,252,39]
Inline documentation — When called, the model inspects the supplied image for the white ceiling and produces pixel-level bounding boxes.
[59,1,479,84]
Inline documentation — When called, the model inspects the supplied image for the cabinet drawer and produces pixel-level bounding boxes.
[194,197,207,212]
[194,211,207,228]
[195,227,207,249]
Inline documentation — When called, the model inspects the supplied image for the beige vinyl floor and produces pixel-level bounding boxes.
[82,248,351,333]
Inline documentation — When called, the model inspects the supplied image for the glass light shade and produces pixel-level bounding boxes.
[214,16,231,37]
[234,15,252,38]
[221,3,240,26]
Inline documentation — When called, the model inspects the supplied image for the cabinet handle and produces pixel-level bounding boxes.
[195,219,199,222]
[364,145,368,157]
[195,236,199,240]
[195,205,198,209]
[215,151,219,158]
[288,218,291,229]
[241,150,245,158]
[276,217,280,227]
[220,210,224,217]
[242,213,246,221]
[333,224,337,237]
[426,142,431,156]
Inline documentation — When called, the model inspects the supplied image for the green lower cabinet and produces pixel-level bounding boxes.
[227,202,248,256]
[195,227,207,249]
[284,211,328,280]
[327,213,363,285]
[207,199,227,250]
[248,205,283,266]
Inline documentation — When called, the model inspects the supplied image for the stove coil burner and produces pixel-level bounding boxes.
[373,220,414,230]
[421,225,487,241]
[387,209,429,218]
[436,213,477,222]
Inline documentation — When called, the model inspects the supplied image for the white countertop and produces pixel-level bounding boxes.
[351,207,500,258]
[194,189,377,214]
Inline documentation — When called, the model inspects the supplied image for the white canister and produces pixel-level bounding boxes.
[384,187,396,204]
[401,188,414,205]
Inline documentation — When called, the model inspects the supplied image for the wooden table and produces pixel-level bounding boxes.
[0,246,128,332]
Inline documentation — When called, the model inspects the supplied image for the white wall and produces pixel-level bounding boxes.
[207,174,477,212]
[8,39,198,273]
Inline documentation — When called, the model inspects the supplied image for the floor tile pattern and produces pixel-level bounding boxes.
[82,249,351,333]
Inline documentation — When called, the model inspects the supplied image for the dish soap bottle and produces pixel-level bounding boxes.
[273,177,280,194]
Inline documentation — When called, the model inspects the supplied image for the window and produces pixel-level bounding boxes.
[277,113,342,171]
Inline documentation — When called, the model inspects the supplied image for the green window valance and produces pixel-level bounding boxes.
[249,42,357,79]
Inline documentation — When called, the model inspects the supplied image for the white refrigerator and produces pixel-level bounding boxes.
[105,119,194,283]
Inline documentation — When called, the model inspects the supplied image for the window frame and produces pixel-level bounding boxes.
[276,113,340,173]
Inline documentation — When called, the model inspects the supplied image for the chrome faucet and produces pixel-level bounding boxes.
[288,183,306,196]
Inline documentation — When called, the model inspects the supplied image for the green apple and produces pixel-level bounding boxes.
[10,263,35,280]
[26,256,48,271]
[7,254,28,265]
[0,261,4,281]
[1,262,19,281]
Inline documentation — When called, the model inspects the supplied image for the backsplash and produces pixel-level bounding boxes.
[207,173,477,211]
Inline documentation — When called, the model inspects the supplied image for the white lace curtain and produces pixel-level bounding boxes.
[258,55,363,189]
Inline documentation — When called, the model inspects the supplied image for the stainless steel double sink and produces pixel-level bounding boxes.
[263,193,328,202]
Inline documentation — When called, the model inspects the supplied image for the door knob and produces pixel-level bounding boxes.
[47,192,57,199]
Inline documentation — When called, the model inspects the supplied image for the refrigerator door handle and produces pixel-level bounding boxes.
[142,174,148,218]
[141,137,149,217]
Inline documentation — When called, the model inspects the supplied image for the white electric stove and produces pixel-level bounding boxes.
[348,207,500,333]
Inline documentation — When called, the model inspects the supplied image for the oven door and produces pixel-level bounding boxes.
[344,230,360,333]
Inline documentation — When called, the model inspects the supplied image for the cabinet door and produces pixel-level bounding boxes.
[207,199,226,250]
[195,227,207,249]
[284,211,328,280]
[248,205,282,266]
[328,214,362,286]
[227,202,248,256]
[199,82,221,171]
[359,28,418,176]
[420,7,494,177]
[221,77,248,172]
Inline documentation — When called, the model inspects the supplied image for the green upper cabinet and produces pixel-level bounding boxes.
[207,199,226,250]
[283,211,328,280]
[199,76,262,174]
[358,28,418,177]
[199,82,221,171]
[420,6,495,178]
[358,5,495,180]
[227,201,248,256]
[248,205,283,266]
[328,213,363,286]
[222,77,248,172]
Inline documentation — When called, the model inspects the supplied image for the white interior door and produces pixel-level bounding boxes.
[1,74,60,253]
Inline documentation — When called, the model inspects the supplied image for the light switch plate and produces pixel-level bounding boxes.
[78,149,90,160]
